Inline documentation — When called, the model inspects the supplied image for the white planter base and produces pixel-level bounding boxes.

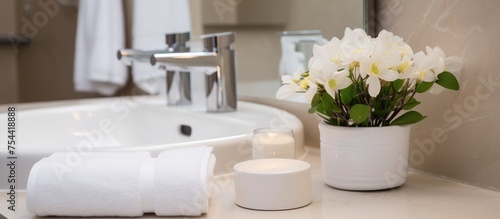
[319,122,411,191]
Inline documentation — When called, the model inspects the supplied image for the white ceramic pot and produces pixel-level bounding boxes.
[319,122,411,190]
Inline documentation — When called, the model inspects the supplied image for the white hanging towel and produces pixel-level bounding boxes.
[73,0,127,95]
[132,0,192,94]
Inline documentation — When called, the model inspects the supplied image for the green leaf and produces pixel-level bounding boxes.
[392,79,404,92]
[390,111,427,126]
[333,104,341,113]
[317,113,330,121]
[416,81,434,93]
[349,104,371,124]
[308,105,318,114]
[403,98,421,110]
[311,93,321,107]
[373,108,392,117]
[339,84,356,104]
[436,71,460,90]
[317,104,326,115]
[321,93,341,113]
[324,105,341,115]
[321,93,334,107]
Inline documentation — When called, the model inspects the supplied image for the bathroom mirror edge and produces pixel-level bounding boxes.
[237,0,375,103]
[0,0,374,104]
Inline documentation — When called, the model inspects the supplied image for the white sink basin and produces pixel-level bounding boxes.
[0,96,304,190]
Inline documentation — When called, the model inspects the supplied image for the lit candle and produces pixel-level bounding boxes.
[252,128,295,159]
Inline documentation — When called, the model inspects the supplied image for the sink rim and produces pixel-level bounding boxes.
[0,96,303,151]
[0,96,305,190]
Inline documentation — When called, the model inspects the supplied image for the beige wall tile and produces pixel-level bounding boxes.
[16,0,100,102]
[0,0,16,33]
[0,46,18,103]
[0,0,18,104]
[8,0,364,102]
[376,0,500,191]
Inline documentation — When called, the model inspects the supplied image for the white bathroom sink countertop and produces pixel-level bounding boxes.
[2,148,500,219]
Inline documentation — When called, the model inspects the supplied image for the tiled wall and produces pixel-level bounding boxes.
[2,0,361,104]
[376,0,500,191]
[4,0,499,191]
[0,0,19,103]
[15,1,99,103]
[0,0,203,104]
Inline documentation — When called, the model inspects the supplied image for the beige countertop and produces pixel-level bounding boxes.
[2,148,500,219]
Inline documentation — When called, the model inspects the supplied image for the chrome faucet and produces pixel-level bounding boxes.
[151,32,237,112]
[117,32,192,105]
[164,33,191,105]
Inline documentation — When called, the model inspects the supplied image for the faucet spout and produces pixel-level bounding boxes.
[118,32,190,66]
[117,32,194,106]
[118,49,170,65]
[150,32,237,112]
[151,52,218,68]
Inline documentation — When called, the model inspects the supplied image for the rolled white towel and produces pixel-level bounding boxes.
[154,146,216,216]
[26,152,151,217]
[26,147,216,217]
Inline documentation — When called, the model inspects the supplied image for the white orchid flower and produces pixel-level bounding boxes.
[397,55,414,78]
[323,64,352,98]
[359,34,400,97]
[425,46,463,76]
[341,28,374,62]
[376,30,414,78]
[308,38,350,74]
[342,28,372,45]
[304,81,318,101]
[312,62,351,98]
[426,46,446,76]
[408,51,439,82]
[425,46,464,94]
[377,30,414,57]
[274,28,463,127]
[276,69,304,100]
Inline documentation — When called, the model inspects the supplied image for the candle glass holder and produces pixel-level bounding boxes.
[252,128,295,159]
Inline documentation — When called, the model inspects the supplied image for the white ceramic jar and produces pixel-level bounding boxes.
[233,158,311,210]
[319,122,411,190]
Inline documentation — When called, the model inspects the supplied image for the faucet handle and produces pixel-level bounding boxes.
[201,32,235,52]
[165,32,190,52]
